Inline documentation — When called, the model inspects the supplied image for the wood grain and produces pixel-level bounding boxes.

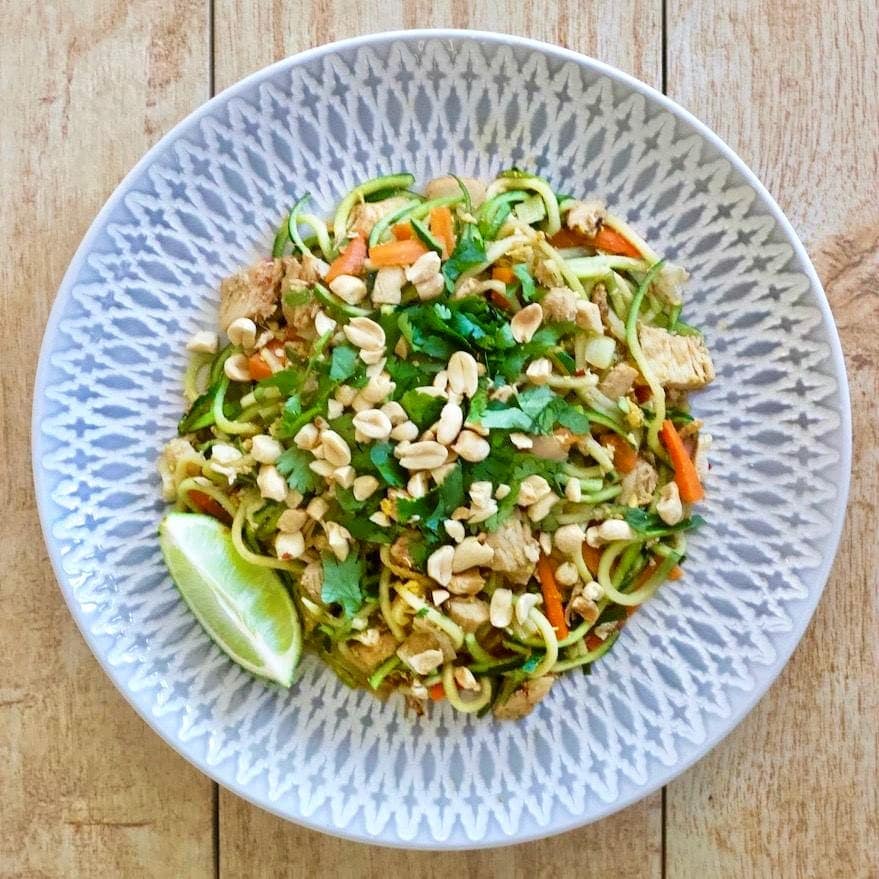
[665,1,879,877]
[0,2,214,876]
[213,2,664,875]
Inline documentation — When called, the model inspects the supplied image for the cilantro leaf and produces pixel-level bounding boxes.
[385,357,440,394]
[320,552,365,618]
[555,404,590,434]
[479,405,534,431]
[275,394,304,438]
[398,312,456,359]
[400,389,445,429]
[368,442,406,487]
[442,222,486,289]
[513,264,537,302]
[257,368,301,395]
[329,345,358,381]
[624,509,706,537]
[276,446,319,494]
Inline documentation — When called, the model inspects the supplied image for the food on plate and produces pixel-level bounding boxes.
[158,170,714,718]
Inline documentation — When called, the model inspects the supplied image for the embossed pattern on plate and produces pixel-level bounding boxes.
[33,32,850,848]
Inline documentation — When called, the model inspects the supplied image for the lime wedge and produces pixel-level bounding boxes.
[159,512,301,686]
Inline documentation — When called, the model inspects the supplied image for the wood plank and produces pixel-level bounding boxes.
[0,2,215,875]
[665,1,879,876]
[214,2,663,873]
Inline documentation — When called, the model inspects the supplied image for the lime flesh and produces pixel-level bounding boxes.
[159,512,301,686]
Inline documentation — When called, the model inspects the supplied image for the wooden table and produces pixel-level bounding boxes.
[3,2,876,876]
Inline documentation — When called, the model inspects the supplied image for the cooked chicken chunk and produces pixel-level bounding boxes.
[542,286,604,333]
[425,175,486,208]
[396,631,445,675]
[598,362,639,400]
[565,199,606,238]
[638,324,715,389]
[618,459,658,506]
[218,258,284,330]
[445,597,490,633]
[348,196,411,238]
[347,629,397,673]
[484,515,540,585]
[299,561,323,604]
[493,675,555,720]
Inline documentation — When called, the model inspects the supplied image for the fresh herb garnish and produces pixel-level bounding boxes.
[320,552,365,618]
[624,509,705,537]
[275,446,320,494]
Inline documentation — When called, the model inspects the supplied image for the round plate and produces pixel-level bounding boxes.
[33,30,851,848]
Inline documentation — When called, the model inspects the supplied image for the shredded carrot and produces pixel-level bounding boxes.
[189,490,231,524]
[429,205,456,258]
[669,565,684,580]
[586,632,605,651]
[634,385,652,404]
[604,434,638,474]
[586,226,642,258]
[392,222,414,240]
[581,543,602,576]
[247,352,273,380]
[325,232,367,283]
[489,289,515,312]
[491,265,516,284]
[429,682,445,701]
[547,228,586,248]
[536,554,570,639]
[368,238,429,267]
[659,419,704,503]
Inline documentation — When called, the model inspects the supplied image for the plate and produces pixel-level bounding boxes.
[33,30,851,848]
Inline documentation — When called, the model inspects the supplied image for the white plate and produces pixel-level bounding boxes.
[33,30,851,848]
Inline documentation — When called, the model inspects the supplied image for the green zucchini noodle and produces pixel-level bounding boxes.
[231,498,300,573]
[162,169,714,719]
[441,663,493,713]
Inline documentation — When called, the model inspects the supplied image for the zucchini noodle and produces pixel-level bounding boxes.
[552,631,620,672]
[441,664,493,713]
[525,607,559,677]
[484,175,561,235]
[332,172,415,252]
[379,568,406,641]
[369,194,464,247]
[625,261,667,457]
[397,590,465,649]
[212,376,259,436]
[231,499,299,573]
[176,476,237,518]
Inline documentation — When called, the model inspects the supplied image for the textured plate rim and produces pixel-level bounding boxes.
[32,28,852,850]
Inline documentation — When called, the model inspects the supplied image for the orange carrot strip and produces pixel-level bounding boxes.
[587,226,642,258]
[536,554,570,639]
[429,682,445,701]
[548,228,586,248]
[368,238,429,267]
[604,434,638,474]
[392,222,414,240]
[325,232,367,283]
[581,543,602,576]
[189,491,231,524]
[429,205,456,258]
[247,352,273,380]
[491,265,516,284]
[659,419,704,503]
[585,632,605,651]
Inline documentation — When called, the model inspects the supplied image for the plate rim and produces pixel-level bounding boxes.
[32,28,853,850]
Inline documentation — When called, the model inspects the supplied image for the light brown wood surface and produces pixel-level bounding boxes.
[2,1,875,877]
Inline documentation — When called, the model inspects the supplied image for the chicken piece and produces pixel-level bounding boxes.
[541,287,580,323]
[568,595,600,625]
[529,429,578,462]
[446,597,490,633]
[598,362,639,400]
[389,535,417,571]
[347,629,398,673]
[425,175,486,208]
[493,675,556,720]
[618,459,658,506]
[218,258,285,331]
[652,262,688,306]
[396,631,445,675]
[412,617,457,661]
[484,515,540,585]
[565,199,606,238]
[638,324,715,390]
[298,561,323,604]
[283,253,325,286]
[348,196,411,238]
[157,438,202,501]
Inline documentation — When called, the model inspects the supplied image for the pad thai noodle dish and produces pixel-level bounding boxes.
[158,170,714,720]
